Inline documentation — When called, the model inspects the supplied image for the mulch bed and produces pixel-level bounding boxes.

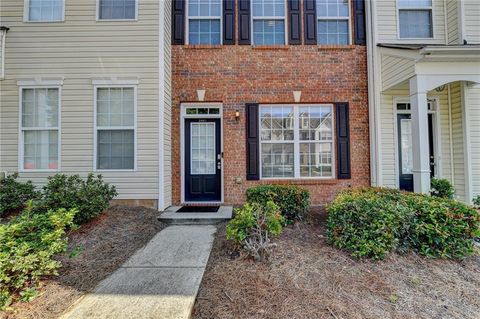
[2,205,166,319]
[193,208,480,319]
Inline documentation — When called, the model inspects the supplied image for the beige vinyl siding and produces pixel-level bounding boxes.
[0,0,161,200]
[446,0,460,44]
[467,84,480,199]
[449,82,466,201]
[163,0,172,208]
[376,0,446,44]
[381,55,415,90]
[464,0,480,44]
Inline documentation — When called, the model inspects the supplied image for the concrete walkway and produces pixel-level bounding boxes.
[61,225,217,319]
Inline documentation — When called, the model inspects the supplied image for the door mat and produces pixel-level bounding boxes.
[177,206,220,213]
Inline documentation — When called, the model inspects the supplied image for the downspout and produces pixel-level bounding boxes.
[0,26,9,80]
[447,84,454,182]
[158,2,166,210]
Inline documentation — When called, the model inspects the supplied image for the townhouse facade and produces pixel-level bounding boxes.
[367,0,480,203]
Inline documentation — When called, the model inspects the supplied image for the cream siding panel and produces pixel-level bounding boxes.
[446,0,459,44]
[381,55,415,90]
[163,0,172,208]
[464,0,480,44]
[0,0,160,200]
[467,84,480,199]
[449,83,466,201]
[376,0,446,44]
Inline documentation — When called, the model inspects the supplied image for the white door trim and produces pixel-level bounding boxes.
[180,103,224,204]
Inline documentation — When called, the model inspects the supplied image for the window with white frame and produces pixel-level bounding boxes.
[260,104,334,179]
[20,88,60,170]
[26,0,64,22]
[98,0,137,20]
[317,0,350,45]
[252,0,286,45]
[398,0,433,38]
[95,87,135,170]
[188,0,221,45]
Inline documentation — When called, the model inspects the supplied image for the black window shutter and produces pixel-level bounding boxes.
[336,103,351,179]
[353,0,366,45]
[223,0,235,44]
[246,103,260,180]
[238,0,251,45]
[303,0,317,45]
[172,0,185,45]
[288,0,301,45]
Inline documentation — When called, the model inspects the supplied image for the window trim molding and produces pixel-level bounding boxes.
[396,0,435,40]
[185,0,223,45]
[93,84,138,172]
[18,85,62,172]
[96,0,139,22]
[251,0,289,45]
[316,0,352,45]
[258,103,336,180]
[23,0,66,23]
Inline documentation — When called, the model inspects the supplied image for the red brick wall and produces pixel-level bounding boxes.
[172,45,370,205]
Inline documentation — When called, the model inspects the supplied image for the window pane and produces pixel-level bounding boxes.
[23,130,58,170]
[299,105,333,141]
[99,0,136,20]
[190,122,216,175]
[253,20,285,45]
[22,88,59,128]
[317,0,349,17]
[260,105,294,141]
[189,19,221,44]
[96,87,135,127]
[399,10,433,38]
[300,143,333,177]
[188,0,221,17]
[398,0,432,8]
[318,20,349,44]
[252,0,285,17]
[97,130,134,169]
[29,0,63,21]
[261,143,294,178]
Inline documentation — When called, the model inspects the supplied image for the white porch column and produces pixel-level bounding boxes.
[409,76,431,194]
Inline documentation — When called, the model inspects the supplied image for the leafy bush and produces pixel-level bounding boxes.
[227,201,284,262]
[0,203,76,310]
[34,173,117,225]
[473,195,480,209]
[0,173,40,217]
[327,188,480,260]
[430,178,455,199]
[246,184,310,223]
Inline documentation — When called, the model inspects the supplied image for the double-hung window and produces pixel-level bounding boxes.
[95,87,135,170]
[260,104,334,179]
[398,0,433,38]
[20,88,60,171]
[252,0,286,45]
[25,0,64,22]
[187,0,221,45]
[317,0,350,45]
[98,0,137,20]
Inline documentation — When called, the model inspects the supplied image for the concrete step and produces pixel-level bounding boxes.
[158,206,233,225]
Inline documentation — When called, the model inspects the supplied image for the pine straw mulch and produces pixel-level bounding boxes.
[193,208,480,319]
[1,205,165,319]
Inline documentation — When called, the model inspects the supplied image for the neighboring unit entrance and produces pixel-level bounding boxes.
[396,102,437,192]
[182,104,223,203]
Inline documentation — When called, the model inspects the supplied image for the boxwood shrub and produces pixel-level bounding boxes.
[0,173,40,217]
[327,188,480,260]
[246,184,310,223]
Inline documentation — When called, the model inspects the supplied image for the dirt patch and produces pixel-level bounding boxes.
[2,205,165,319]
[193,209,480,319]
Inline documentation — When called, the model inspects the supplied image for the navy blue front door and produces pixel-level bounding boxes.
[184,119,221,202]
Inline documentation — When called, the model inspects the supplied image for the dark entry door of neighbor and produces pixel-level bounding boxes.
[185,118,221,202]
[397,113,435,192]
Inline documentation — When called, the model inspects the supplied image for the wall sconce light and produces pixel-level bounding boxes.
[235,110,240,122]
[197,89,206,101]
[293,91,302,103]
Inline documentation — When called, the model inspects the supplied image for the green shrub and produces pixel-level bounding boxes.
[473,195,480,209]
[35,173,117,225]
[0,203,76,310]
[246,184,309,223]
[0,173,40,217]
[430,178,455,199]
[327,188,480,260]
[227,201,284,261]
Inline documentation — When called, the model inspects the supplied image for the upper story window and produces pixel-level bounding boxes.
[398,0,433,38]
[25,0,64,22]
[98,0,137,20]
[187,0,221,45]
[252,0,286,45]
[317,0,350,45]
